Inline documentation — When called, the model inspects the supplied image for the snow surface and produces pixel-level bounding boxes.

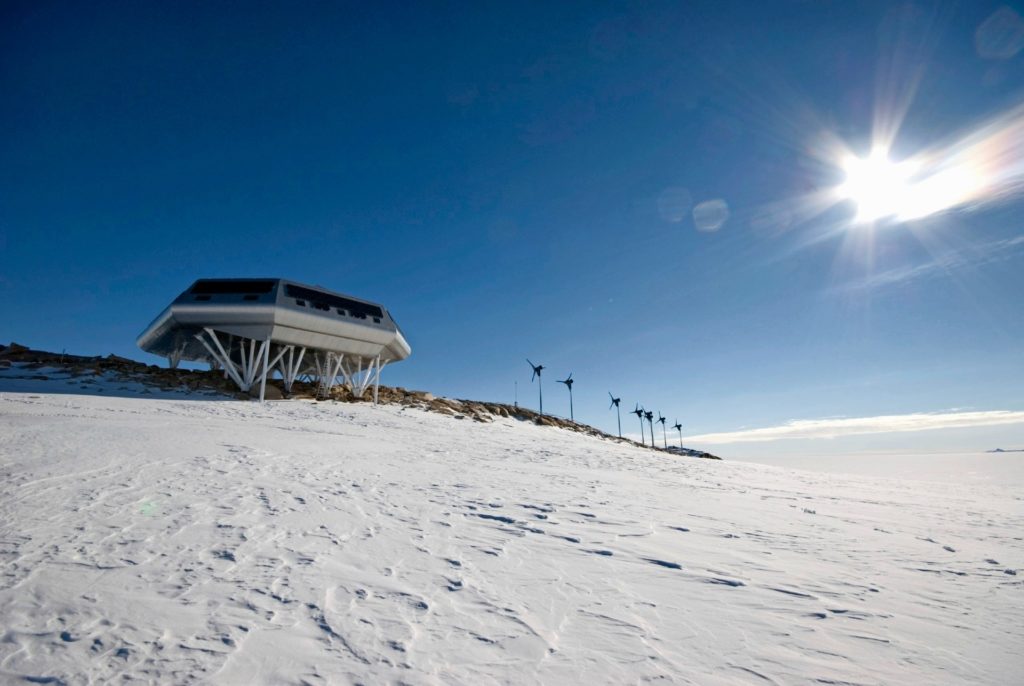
[1,382,1022,684]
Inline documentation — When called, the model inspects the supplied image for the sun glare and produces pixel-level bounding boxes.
[828,101,1024,227]
[837,149,918,223]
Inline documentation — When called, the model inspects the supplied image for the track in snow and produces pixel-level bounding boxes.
[1,387,1021,684]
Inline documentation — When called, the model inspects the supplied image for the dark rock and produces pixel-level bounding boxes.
[250,384,284,400]
[0,344,726,459]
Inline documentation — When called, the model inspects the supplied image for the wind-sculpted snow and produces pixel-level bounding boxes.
[0,390,1021,684]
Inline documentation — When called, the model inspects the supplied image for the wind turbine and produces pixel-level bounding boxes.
[673,420,683,449]
[608,392,622,438]
[644,410,655,447]
[631,404,645,446]
[558,373,575,421]
[527,359,544,415]
[657,413,668,448]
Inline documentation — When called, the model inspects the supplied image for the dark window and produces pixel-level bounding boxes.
[373,317,381,323]
[243,294,259,301]
[336,308,347,316]
[284,284,384,319]
[191,279,276,295]
[314,302,330,311]
[296,299,306,307]
[195,295,211,301]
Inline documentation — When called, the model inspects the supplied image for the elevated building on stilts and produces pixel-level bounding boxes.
[136,278,411,402]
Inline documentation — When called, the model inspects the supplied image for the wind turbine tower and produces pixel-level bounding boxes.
[632,404,646,446]
[673,420,683,449]
[657,413,668,449]
[608,393,622,438]
[644,410,655,447]
[527,359,544,416]
[558,373,575,421]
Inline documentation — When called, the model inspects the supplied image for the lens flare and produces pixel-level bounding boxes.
[832,101,1024,225]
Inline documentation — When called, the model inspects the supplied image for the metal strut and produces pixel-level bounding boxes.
[341,355,387,404]
[167,341,187,369]
[194,328,274,402]
[313,351,346,400]
[192,331,389,406]
[276,346,307,395]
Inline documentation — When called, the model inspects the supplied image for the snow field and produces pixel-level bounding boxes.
[0,388,1021,684]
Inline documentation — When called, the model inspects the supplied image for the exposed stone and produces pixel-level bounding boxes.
[0,345,724,460]
[435,398,464,410]
[251,384,284,400]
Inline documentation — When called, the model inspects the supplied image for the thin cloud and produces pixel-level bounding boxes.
[685,410,1024,444]
[833,235,1024,293]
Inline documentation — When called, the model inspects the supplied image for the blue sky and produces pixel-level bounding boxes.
[2,1,1023,459]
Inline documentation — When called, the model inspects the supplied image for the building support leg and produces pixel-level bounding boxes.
[196,328,245,389]
[352,356,374,399]
[168,342,186,369]
[372,356,388,405]
[258,339,271,402]
[194,329,273,401]
[276,346,306,394]
[313,352,346,399]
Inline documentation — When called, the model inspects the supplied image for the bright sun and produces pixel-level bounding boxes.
[837,149,919,223]
[836,146,991,225]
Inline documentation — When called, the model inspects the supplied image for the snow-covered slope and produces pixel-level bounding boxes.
[1,388,1021,684]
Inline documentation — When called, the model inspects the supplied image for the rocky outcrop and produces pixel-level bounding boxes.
[0,343,722,459]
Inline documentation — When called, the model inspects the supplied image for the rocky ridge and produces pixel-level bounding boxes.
[0,342,720,459]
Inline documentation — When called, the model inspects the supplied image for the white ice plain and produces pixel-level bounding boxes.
[1,383,1021,684]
